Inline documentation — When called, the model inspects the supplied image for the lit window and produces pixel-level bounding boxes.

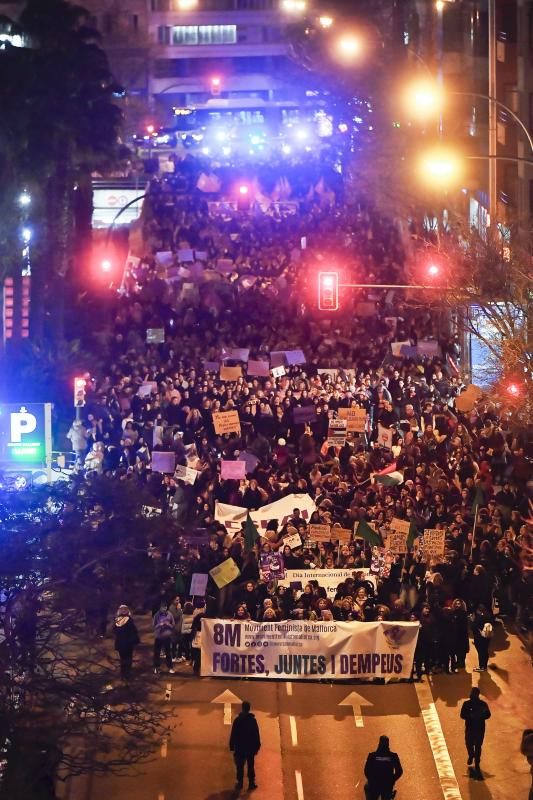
[167,24,237,45]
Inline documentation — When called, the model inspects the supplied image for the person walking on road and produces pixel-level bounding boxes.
[153,601,176,675]
[113,605,140,681]
[364,735,403,800]
[229,700,261,792]
[460,687,491,777]
[470,604,493,672]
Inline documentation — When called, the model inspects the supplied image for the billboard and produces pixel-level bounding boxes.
[0,403,52,467]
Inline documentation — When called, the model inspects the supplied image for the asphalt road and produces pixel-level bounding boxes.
[60,620,532,800]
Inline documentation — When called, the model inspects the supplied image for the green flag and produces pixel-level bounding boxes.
[243,512,259,552]
[355,519,382,547]
[471,485,485,515]
[407,519,418,549]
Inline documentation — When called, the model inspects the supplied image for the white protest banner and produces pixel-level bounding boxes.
[377,424,394,450]
[420,529,446,559]
[190,573,209,597]
[308,524,332,542]
[271,365,286,379]
[137,381,158,398]
[212,410,241,435]
[201,619,419,682]
[175,464,199,485]
[338,407,367,433]
[278,568,376,597]
[250,493,316,532]
[215,502,248,535]
[327,418,347,447]
[178,248,194,263]
[209,558,241,589]
[282,532,302,550]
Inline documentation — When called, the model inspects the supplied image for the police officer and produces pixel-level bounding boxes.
[460,687,491,777]
[364,735,403,800]
[229,700,261,792]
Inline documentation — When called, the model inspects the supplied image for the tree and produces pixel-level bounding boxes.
[0,476,180,799]
[0,0,123,346]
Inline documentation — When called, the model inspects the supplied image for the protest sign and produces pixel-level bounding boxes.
[221,460,246,480]
[238,451,260,474]
[221,347,250,362]
[209,558,241,589]
[247,360,270,377]
[190,573,209,597]
[417,339,440,357]
[212,410,241,435]
[216,258,234,272]
[259,552,285,581]
[278,568,376,597]
[204,361,220,372]
[178,248,194,263]
[386,531,408,554]
[283,532,302,550]
[377,424,394,450]
[142,505,162,517]
[155,251,173,267]
[308,524,332,543]
[455,384,483,413]
[420,529,446,559]
[327,418,347,447]
[175,464,199,485]
[194,250,208,261]
[390,341,411,357]
[330,526,352,544]
[270,351,286,368]
[390,518,410,536]
[293,405,317,425]
[137,381,158,398]
[370,547,395,579]
[317,368,338,381]
[146,328,165,344]
[151,451,176,474]
[285,349,306,365]
[271,365,286,379]
[201,618,419,681]
[220,365,242,382]
[356,301,376,317]
[338,407,367,433]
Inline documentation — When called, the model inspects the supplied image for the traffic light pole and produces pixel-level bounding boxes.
[339,283,439,289]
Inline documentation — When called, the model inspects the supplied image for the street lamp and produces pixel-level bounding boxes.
[318,15,334,28]
[336,34,363,60]
[419,149,462,187]
[18,191,31,207]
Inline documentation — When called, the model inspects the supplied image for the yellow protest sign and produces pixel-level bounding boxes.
[308,524,332,542]
[209,557,241,588]
[386,531,408,554]
[212,410,241,435]
[331,526,352,544]
[390,518,410,536]
[338,407,367,433]
[220,365,242,382]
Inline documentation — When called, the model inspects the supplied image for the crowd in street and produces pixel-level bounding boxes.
[66,187,532,684]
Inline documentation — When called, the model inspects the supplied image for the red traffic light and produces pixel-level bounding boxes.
[318,271,339,311]
[239,184,249,196]
[146,124,155,135]
[101,259,112,273]
[210,76,221,95]
[506,382,521,397]
[427,263,440,277]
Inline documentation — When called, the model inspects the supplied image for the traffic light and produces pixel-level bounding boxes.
[318,271,339,311]
[101,259,112,273]
[74,377,87,407]
[506,382,521,398]
[427,263,440,278]
[210,76,221,96]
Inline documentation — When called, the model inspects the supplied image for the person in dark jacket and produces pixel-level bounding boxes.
[364,735,403,800]
[229,700,261,792]
[113,605,140,680]
[451,598,470,669]
[460,687,491,776]
[470,604,493,671]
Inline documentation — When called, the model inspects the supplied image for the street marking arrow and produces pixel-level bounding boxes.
[211,689,242,725]
[338,691,373,727]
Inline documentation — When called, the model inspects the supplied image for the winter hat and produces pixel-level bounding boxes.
[278,438,286,446]
[116,604,131,617]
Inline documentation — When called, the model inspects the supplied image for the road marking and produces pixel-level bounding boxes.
[160,738,168,758]
[295,769,304,800]
[415,680,463,800]
[338,690,372,727]
[211,689,242,725]
[289,715,298,746]
[158,794,165,800]
[165,683,172,701]
[286,681,293,696]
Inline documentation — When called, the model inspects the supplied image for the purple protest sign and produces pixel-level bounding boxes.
[247,360,270,377]
[151,451,176,474]
[285,349,306,366]
[270,351,286,368]
[293,405,317,425]
[220,460,246,480]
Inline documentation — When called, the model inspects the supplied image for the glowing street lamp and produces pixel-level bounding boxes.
[318,15,333,28]
[18,191,31,207]
[404,80,443,119]
[281,0,306,13]
[101,259,112,273]
[419,149,462,187]
[239,184,249,196]
[427,263,440,277]
[336,34,363,60]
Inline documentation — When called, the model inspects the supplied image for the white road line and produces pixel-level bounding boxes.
[295,769,304,800]
[164,682,172,701]
[286,681,293,696]
[415,680,463,800]
[158,794,165,800]
[160,738,168,758]
[289,715,298,746]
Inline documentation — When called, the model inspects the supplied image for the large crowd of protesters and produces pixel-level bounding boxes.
[67,175,532,681]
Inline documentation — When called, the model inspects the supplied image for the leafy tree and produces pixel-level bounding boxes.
[0,476,180,799]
